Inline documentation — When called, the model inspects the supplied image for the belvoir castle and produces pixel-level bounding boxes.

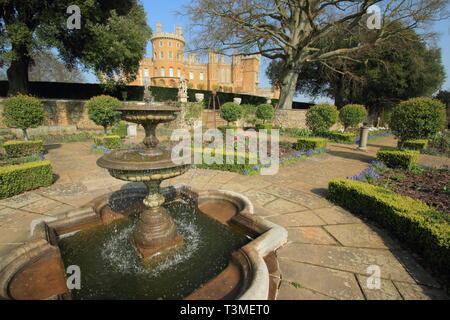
[129,23,279,99]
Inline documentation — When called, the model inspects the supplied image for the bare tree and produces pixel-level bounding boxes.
[181,0,449,109]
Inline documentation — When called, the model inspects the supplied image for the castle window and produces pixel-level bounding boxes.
[169,67,174,77]
[144,68,149,77]
[159,41,163,47]
[168,41,172,47]
[200,72,204,81]
[189,72,194,80]
[161,67,165,77]
[169,51,173,59]
[177,69,181,78]
[160,51,164,59]
[177,53,181,61]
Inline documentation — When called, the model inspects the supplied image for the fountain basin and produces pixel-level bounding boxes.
[0,185,287,300]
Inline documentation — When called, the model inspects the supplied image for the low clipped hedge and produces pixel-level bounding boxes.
[0,161,54,198]
[217,126,238,135]
[256,123,273,132]
[3,140,44,158]
[325,132,357,143]
[295,137,328,151]
[328,179,450,277]
[402,139,429,150]
[94,135,121,149]
[376,149,419,170]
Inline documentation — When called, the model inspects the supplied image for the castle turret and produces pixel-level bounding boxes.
[150,22,185,88]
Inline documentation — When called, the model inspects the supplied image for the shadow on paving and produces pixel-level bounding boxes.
[327,150,376,163]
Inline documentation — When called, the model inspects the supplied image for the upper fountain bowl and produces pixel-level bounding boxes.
[115,103,180,125]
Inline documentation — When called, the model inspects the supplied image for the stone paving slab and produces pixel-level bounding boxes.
[241,190,279,208]
[0,193,44,209]
[393,281,448,300]
[21,198,64,214]
[261,185,330,210]
[266,211,326,227]
[0,207,26,227]
[277,280,335,300]
[312,207,363,225]
[324,224,391,249]
[278,243,416,283]
[356,275,403,300]
[263,199,309,215]
[279,258,365,300]
[287,227,338,245]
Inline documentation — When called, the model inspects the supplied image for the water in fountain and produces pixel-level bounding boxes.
[59,200,249,300]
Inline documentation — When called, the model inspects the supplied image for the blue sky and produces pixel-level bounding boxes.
[89,0,450,102]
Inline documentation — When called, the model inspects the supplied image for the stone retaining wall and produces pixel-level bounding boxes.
[0,99,98,130]
[274,109,343,130]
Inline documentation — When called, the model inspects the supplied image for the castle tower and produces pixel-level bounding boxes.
[150,23,185,88]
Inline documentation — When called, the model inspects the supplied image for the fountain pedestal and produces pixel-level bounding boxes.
[97,103,190,262]
[133,181,183,259]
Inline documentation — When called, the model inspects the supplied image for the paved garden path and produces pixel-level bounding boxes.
[0,136,448,300]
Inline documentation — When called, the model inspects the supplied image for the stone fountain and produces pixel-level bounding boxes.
[97,100,190,260]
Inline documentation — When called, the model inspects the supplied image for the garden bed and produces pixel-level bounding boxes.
[379,168,449,213]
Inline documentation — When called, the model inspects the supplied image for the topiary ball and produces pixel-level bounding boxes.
[221,102,243,124]
[306,103,339,134]
[389,97,446,144]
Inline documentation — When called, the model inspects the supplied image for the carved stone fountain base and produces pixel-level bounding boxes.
[133,206,184,260]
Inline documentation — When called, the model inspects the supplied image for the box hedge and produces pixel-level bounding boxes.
[256,123,273,132]
[325,131,356,143]
[94,135,122,149]
[376,149,419,170]
[295,137,328,151]
[0,160,54,198]
[148,86,279,108]
[3,140,44,158]
[402,139,429,150]
[328,179,450,276]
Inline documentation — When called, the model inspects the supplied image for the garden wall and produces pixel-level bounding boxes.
[274,109,343,131]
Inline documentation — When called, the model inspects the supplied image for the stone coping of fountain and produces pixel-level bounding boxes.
[0,184,288,300]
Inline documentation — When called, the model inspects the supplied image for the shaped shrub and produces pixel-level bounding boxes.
[256,104,275,124]
[402,139,429,150]
[339,104,368,131]
[295,137,328,151]
[389,97,446,145]
[306,103,339,134]
[376,149,419,170]
[87,95,121,134]
[328,179,450,276]
[2,95,44,140]
[220,102,243,125]
[3,140,43,158]
[0,161,54,198]
[94,135,121,149]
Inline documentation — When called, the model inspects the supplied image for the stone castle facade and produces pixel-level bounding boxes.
[129,23,279,99]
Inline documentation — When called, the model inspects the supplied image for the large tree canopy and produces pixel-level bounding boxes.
[267,24,446,119]
[182,0,449,109]
[0,0,151,95]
